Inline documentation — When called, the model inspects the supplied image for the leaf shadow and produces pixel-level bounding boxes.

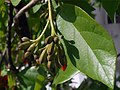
[63,38,80,67]
[59,4,76,22]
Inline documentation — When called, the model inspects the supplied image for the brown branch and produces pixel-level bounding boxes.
[7,3,18,73]
[13,0,39,26]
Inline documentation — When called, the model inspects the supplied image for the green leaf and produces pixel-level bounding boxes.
[11,0,21,6]
[18,66,47,90]
[57,4,117,89]
[101,0,120,22]
[34,75,45,90]
[32,4,42,13]
[19,67,39,86]
[53,53,79,85]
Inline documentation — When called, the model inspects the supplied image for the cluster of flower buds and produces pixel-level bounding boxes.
[18,35,67,71]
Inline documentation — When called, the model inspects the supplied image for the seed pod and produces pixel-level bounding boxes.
[27,43,36,52]
[44,36,54,45]
[18,41,31,50]
[21,37,30,42]
[24,52,31,58]
[53,36,59,44]
[47,55,53,61]
[47,42,54,55]
[39,49,47,64]
[47,61,52,69]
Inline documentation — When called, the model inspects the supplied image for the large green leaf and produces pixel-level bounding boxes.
[57,4,117,89]
[11,0,21,6]
[101,0,120,22]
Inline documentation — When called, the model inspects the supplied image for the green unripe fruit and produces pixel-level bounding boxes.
[44,36,54,45]
[21,37,30,42]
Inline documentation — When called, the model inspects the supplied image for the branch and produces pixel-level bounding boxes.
[7,3,18,73]
[13,0,39,26]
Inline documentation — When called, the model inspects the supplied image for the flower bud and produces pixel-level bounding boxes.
[18,41,31,50]
[27,43,36,52]
[44,36,54,45]
[53,36,59,44]
[39,49,47,64]
[47,42,54,55]
[21,37,30,42]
